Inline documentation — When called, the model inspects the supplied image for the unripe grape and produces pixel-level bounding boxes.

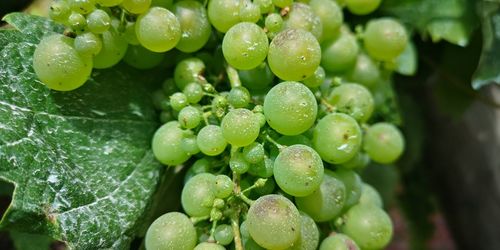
[33,34,92,91]
[364,18,408,62]
[268,29,321,81]
[145,212,197,250]
[136,7,181,52]
[247,195,300,249]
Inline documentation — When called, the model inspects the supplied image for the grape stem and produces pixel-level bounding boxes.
[191,215,210,224]
[202,111,212,125]
[265,135,286,151]
[231,211,244,250]
[242,178,267,194]
[320,98,335,112]
[237,193,254,206]
[209,220,218,240]
[226,65,242,88]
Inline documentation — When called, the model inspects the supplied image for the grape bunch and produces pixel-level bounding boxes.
[33,0,409,249]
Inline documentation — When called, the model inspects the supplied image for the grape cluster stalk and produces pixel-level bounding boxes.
[33,0,408,249]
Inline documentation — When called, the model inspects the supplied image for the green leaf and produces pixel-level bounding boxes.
[10,231,54,250]
[472,1,500,89]
[0,13,163,249]
[381,0,477,46]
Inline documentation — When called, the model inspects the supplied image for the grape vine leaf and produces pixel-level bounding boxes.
[0,13,164,249]
[472,0,500,89]
[381,0,477,47]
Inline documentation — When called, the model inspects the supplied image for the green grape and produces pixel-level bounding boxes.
[124,22,140,45]
[310,0,343,42]
[240,0,261,23]
[183,83,204,104]
[222,22,269,70]
[181,173,217,216]
[178,106,201,129]
[49,0,71,23]
[248,157,273,178]
[346,0,381,15]
[255,0,273,13]
[268,29,321,81]
[69,0,95,14]
[123,45,164,69]
[74,32,102,56]
[296,170,346,222]
[212,95,229,118]
[214,175,234,198]
[321,28,359,73]
[96,0,123,7]
[174,57,205,90]
[363,122,405,163]
[228,86,251,108]
[180,135,200,156]
[327,83,374,123]
[245,238,265,250]
[145,212,197,250]
[284,3,323,40]
[346,53,380,88]
[255,113,266,128]
[208,0,241,32]
[152,121,190,165]
[68,12,86,32]
[242,142,265,164]
[336,168,362,208]
[151,0,173,8]
[221,109,260,147]
[319,233,360,250]
[194,242,225,250]
[214,224,234,245]
[273,0,292,8]
[122,0,151,14]
[313,113,362,164]
[364,18,408,62]
[87,9,111,34]
[302,66,325,88]
[340,204,393,249]
[136,7,181,52]
[33,34,92,91]
[341,152,370,169]
[274,145,324,197]
[265,13,283,33]
[170,92,188,111]
[230,152,251,174]
[239,63,274,91]
[197,125,228,156]
[289,212,320,250]
[173,1,212,53]
[359,183,383,207]
[163,78,179,96]
[264,81,317,135]
[247,195,300,249]
[93,26,128,69]
[240,220,249,239]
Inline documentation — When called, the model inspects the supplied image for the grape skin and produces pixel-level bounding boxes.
[273,145,324,197]
[267,29,321,81]
[151,121,190,166]
[313,113,362,164]
[222,22,269,70]
[247,195,301,249]
[135,7,181,52]
[145,212,197,250]
[33,34,92,91]
[263,81,318,136]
